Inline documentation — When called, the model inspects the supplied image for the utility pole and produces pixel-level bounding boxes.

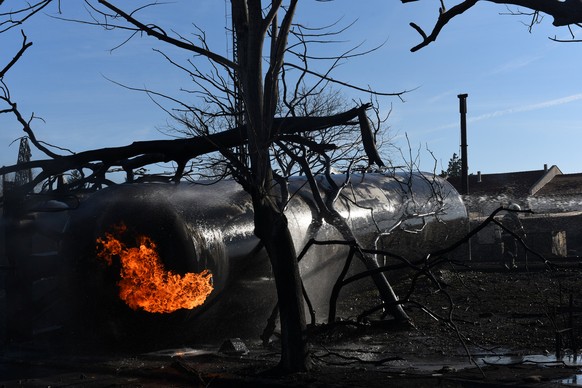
[227,1,245,163]
[458,94,469,195]
[15,137,32,187]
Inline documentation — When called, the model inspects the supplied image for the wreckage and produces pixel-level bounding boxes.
[2,172,468,347]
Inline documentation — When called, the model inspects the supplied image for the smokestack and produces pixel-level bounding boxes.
[458,93,469,194]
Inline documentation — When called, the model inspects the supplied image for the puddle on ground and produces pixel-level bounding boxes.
[481,353,582,367]
[482,354,582,386]
[142,346,215,358]
[563,374,582,386]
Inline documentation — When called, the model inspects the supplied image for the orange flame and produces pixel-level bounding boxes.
[96,225,213,314]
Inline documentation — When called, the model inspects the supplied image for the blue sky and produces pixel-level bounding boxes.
[1,1,581,175]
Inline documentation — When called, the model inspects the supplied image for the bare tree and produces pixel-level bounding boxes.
[0,1,414,373]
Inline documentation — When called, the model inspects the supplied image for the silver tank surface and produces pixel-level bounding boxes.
[62,172,468,346]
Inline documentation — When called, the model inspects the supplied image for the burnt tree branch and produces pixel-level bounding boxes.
[95,0,236,69]
[0,31,32,78]
[487,0,582,26]
[1,105,371,192]
[405,0,582,51]
[0,1,52,34]
[408,0,478,52]
[284,62,410,99]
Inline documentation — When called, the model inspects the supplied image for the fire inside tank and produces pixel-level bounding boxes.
[96,224,214,314]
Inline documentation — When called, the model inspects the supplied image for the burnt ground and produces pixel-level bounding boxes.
[2,260,582,387]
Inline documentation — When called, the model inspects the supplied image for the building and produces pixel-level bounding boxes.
[448,165,582,260]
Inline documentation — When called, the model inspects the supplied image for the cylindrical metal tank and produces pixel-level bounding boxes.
[61,172,468,348]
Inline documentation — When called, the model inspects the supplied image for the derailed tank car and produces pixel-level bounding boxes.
[61,172,468,348]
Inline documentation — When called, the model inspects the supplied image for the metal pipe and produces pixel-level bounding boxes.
[458,93,469,195]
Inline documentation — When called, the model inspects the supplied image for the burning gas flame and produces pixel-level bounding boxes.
[96,224,213,314]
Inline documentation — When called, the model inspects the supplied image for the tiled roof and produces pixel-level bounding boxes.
[535,173,582,196]
[448,169,547,196]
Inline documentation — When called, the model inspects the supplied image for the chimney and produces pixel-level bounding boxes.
[458,93,469,195]
[544,164,548,172]
[477,171,482,183]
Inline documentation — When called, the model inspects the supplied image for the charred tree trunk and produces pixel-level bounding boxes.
[232,0,308,372]
[253,191,309,371]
